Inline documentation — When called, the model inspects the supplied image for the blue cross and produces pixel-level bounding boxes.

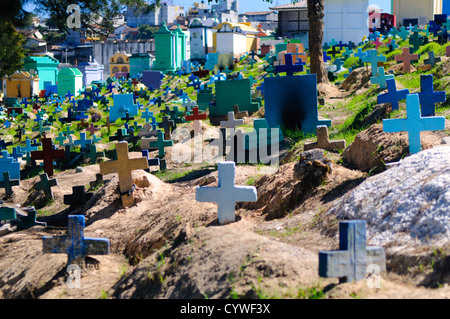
[398,26,410,41]
[377,78,410,111]
[74,132,93,151]
[370,67,394,89]
[424,51,441,68]
[389,27,399,38]
[43,215,110,266]
[323,51,331,63]
[383,94,446,154]
[333,58,344,72]
[275,53,304,76]
[22,138,39,154]
[10,147,24,162]
[362,49,386,76]
[418,74,446,117]
[0,151,20,182]
[354,48,366,61]
[65,91,73,100]
[141,108,154,123]
[342,47,354,60]
[319,220,385,283]
[21,97,30,108]
[428,20,441,36]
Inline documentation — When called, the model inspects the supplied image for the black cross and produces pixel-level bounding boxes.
[63,185,93,208]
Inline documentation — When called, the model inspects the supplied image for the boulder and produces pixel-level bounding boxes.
[327,147,450,248]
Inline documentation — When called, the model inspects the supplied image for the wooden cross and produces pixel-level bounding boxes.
[99,142,149,207]
[31,138,65,177]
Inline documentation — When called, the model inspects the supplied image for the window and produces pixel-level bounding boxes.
[117,57,124,63]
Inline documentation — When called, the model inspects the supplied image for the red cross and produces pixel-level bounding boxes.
[31,138,65,177]
[185,107,207,135]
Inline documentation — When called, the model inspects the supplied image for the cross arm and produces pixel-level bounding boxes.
[84,238,110,255]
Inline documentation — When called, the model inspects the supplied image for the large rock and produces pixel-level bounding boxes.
[327,147,450,248]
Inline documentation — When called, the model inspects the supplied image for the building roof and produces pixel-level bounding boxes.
[24,55,60,66]
[240,11,275,16]
[215,22,259,33]
[59,67,83,76]
[269,0,307,11]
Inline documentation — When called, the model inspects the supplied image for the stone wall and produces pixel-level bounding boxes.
[93,40,155,78]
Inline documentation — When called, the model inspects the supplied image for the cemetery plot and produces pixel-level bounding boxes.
[0,13,450,300]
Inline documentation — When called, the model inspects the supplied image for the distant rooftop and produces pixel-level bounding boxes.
[269,0,307,11]
[240,11,275,16]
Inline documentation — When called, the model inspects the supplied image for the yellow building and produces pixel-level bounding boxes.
[213,22,260,57]
[110,51,130,78]
[2,71,39,99]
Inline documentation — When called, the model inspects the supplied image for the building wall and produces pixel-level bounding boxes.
[93,41,154,78]
[323,0,369,45]
[216,32,247,56]
[278,10,309,38]
[126,3,184,27]
[394,0,441,27]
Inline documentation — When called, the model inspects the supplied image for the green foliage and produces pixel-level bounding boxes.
[137,24,159,39]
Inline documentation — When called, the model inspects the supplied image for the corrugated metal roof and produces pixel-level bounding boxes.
[269,0,307,11]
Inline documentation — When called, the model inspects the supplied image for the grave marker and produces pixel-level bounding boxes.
[383,94,446,154]
[395,48,418,74]
[418,75,446,117]
[377,78,410,111]
[319,220,386,283]
[64,186,93,209]
[0,171,19,197]
[35,173,58,201]
[43,215,110,266]
[196,162,257,225]
[149,131,173,158]
[370,67,394,89]
[304,126,346,152]
[185,107,207,135]
[99,142,149,207]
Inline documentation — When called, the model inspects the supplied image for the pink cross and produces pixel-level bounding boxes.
[185,107,207,135]
[372,37,383,50]
[446,45,450,58]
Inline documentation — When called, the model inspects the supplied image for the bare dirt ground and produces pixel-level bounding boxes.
[1,79,450,300]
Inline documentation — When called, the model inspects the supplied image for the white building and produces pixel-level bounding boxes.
[126,1,185,27]
[189,18,218,61]
[323,0,369,45]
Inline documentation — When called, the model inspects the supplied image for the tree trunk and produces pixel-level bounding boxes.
[308,0,329,84]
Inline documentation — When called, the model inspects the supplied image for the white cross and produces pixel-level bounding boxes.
[196,162,257,225]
